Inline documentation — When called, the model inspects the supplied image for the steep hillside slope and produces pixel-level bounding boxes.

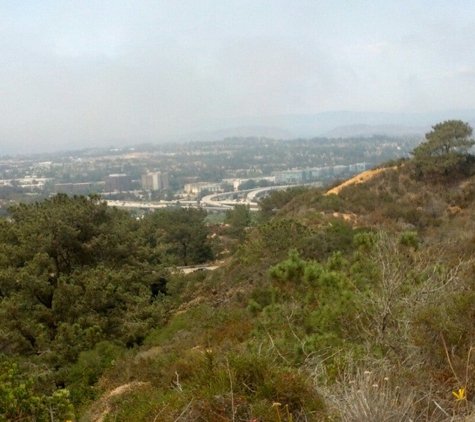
[325,166,395,195]
[82,161,475,421]
[6,122,475,421]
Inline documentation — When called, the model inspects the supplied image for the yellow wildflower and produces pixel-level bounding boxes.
[452,387,466,401]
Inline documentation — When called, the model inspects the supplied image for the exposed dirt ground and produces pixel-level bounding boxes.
[325,167,392,195]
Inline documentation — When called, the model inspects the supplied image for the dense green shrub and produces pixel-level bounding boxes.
[0,361,74,422]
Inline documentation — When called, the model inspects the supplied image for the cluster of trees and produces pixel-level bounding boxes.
[141,207,213,266]
[0,195,216,354]
[0,195,216,419]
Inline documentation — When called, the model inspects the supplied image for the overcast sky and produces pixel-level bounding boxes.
[1,1,475,153]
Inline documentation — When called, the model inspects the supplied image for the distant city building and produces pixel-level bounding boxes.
[54,183,94,194]
[333,165,349,176]
[14,176,51,191]
[222,177,275,191]
[141,172,169,191]
[234,179,247,190]
[272,163,372,184]
[348,163,371,173]
[104,174,132,192]
[33,161,52,168]
[74,182,94,192]
[272,170,306,184]
[18,183,46,191]
[55,183,69,194]
[160,172,169,190]
[307,167,331,178]
[184,182,222,195]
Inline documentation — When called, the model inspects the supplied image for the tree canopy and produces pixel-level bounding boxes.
[0,195,222,416]
[412,120,475,177]
[141,207,213,266]
[257,186,309,224]
[224,204,252,241]
[0,195,170,361]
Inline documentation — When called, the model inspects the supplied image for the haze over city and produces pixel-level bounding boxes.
[2,0,475,154]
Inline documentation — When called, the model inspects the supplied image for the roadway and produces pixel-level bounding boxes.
[106,199,228,212]
[106,183,322,211]
[200,182,322,209]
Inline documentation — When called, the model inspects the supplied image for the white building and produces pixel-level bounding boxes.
[184,182,222,195]
[141,172,169,191]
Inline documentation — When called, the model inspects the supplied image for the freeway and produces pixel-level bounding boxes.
[106,200,228,211]
[200,185,294,209]
[106,183,322,211]
[200,182,322,209]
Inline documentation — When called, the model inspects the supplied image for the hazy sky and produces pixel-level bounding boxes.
[1,1,475,153]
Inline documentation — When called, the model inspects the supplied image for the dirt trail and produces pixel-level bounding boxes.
[325,167,392,195]
[83,381,150,422]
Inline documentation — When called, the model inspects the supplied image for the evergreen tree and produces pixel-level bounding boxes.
[412,120,474,177]
[143,208,213,266]
[225,204,252,241]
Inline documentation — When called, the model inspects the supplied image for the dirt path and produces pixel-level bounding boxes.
[82,381,150,422]
[325,167,392,195]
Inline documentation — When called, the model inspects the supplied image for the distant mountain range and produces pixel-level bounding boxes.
[322,124,424,138]
[7,110,475,156]
[180,109,475,141]
[176,126,295,143]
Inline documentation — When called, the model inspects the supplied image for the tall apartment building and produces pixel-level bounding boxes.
[104,174,132,192]
[141,172,169,191]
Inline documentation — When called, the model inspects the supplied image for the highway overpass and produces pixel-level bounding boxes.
[106,183,321,212]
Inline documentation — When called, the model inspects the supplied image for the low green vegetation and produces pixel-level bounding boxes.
[2,121,475,421]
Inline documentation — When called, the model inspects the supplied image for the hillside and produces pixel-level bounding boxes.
[83,163,475,420]
[324,166,394,195]
[3,120,475,421]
